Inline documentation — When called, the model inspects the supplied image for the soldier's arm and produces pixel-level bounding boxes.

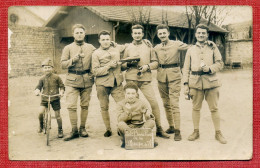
[117,103,131,122]
[209,44,224,74]
[142,103,154,121]
[61,46,75,69]
[148,48,158,70]
[182,48,192,85]
[177,41,190,51]
[91,52,110,77]
[120,47,129,71]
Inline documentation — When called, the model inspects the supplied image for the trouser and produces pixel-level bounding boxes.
[117,119,155,140]
[38,106,62,129]
[189,87,220,131]
[66,86,92,129]
[96,84,125,131]
[158,79,181,129]
[126,80,162,128]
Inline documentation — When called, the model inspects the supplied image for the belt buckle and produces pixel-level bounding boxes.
[159,64,163,68]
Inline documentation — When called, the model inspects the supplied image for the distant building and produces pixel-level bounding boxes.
[223,20,252,67]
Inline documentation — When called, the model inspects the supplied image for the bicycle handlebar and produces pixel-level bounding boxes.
[40,93,61,97]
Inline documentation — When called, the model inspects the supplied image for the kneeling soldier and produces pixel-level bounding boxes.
[117,82,158,148]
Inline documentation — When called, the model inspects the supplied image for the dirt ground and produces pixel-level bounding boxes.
[8,68,252,160]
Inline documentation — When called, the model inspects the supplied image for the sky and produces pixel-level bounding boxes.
[25,6,252,25]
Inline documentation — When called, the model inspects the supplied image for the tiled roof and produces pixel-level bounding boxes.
[87,6,228,33]
[44,6,228,33]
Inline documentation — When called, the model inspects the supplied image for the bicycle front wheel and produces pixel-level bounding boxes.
[46,112,51,146]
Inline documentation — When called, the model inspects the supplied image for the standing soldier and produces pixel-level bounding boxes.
[61,24,96,141]
[122,24,169,138]
[183,24,227,144]
[92,30,125,137]
[154,24,190,141]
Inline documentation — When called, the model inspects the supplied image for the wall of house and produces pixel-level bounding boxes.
[54,7,113,37]
[8,25,55,77]
[8,6,44,27]
[225,39,253,65]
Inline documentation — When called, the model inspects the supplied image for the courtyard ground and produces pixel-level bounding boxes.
[8,68,252,160]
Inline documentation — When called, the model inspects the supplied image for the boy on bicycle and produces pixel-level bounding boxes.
[34,58,65,138]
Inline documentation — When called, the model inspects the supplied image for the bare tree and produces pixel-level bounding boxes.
[127,7,162,45]
[185,6,232,44]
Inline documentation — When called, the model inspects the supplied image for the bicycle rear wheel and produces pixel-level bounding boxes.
[46,112,51,146]
[43,111,47,134]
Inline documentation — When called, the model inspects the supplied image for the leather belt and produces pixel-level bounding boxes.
[159,64,179,68]
[191,71,210,75]
[68,69,90,75]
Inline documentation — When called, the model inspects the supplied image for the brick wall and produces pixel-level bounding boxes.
[225,40,253,65]
[8,25,55,77]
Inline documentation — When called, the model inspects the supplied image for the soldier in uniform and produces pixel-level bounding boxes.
[92,30,125,137]
[183,24,227,144]
[122,24,169,138]
[154,24,190,141]
[117,82,158,148]
[61,24,96,141]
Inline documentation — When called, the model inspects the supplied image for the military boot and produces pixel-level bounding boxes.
[166,126,175,134]
[156,126,170,139]
[174,129,182,141]
[188,129,200,141]
[79,126,89,137]
[215,130,227,144]
[154,141,159,147]
[58,128,63,138]
[64,128,79,141]
[104,130,112,137]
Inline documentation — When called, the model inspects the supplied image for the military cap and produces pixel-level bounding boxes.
[41,58,54,67]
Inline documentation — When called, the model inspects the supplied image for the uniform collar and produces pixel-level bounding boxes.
[161,39,170,46]
[45,72,53,78]
[100,46,110,50]
[74,40,84,46]
[195,40,212,47]
[132,40,143,45]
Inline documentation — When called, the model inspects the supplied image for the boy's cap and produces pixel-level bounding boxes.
[42,58,54,67]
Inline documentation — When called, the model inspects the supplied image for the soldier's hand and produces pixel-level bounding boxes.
[110,41,117,47]
[72,55,80,63]
[129,60,138,65]
[184,84,189,95]
[143,39,153,47]
[139,64,149,72]
[60,91,64,97]
[34,89,40,96]
[78,53,84,58]
[108,61,117,68]
[202,65,210,72]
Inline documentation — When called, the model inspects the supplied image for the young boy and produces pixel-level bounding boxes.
[34,58,65,138]
[117,82,158,148]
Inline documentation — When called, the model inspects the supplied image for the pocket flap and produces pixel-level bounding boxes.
[67,75,77,81]
[208,76,218,82]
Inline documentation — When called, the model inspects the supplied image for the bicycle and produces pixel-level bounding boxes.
[40,93,60,146]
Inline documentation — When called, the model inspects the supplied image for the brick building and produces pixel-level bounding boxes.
[8,6,55,77]
[223,20,253,67]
